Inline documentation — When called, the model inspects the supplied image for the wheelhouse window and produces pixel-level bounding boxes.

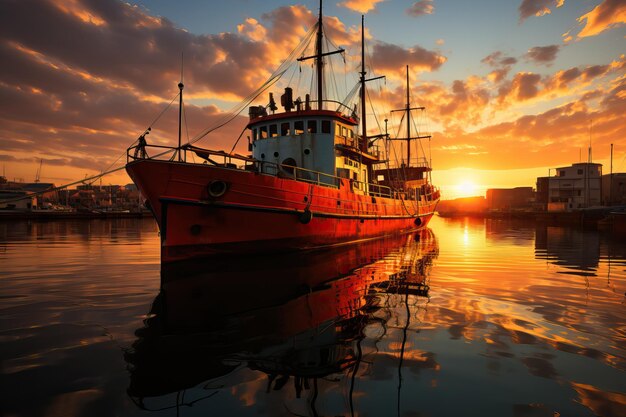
[307,120,317,133]
[252,128,258,141]
[321,120,331,133]
[281,122,290,136]
[269,124,278,137]
[259,126,268,139]
[336,168,350,179]
[294,120,304,135]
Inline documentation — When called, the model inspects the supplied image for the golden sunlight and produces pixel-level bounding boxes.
[455,180,479,198]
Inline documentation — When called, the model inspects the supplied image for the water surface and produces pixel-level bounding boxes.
[1,217,625,416]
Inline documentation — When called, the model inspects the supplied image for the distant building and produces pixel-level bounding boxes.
[486,187,534,211]
[0,190,36,210]
[535,177,549,209]
[437,196,486,215]
[602,173,626,205]
[547,162,602,211]
[0,181,55,208]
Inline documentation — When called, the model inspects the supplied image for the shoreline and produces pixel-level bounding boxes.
[437,209,626,234]
[0,210,150,221]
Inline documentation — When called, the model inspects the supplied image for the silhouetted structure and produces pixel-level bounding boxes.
[602,173,626,206]
[547,163,602,211]
[486,187,534,211]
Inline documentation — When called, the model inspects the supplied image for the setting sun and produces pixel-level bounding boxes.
[456,181,478,198]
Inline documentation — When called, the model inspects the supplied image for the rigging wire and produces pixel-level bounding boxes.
[188,22,319,144]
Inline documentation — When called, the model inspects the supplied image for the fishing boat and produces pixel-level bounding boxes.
[126,2,440,263]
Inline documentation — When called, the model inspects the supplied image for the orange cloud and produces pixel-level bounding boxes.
[0,0,623,187]
[370,42,446,78]
[481,51,518,83]
[576,0,626,39]
[237,18,267,42]
[53,0,107,27]
[432,78,626,171]
[338,0,385,14]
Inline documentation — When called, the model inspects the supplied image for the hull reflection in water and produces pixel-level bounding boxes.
[125,230,438,414]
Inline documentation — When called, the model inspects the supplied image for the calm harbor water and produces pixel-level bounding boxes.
[1,217,625,417]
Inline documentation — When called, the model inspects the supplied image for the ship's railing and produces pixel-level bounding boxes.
[334,136,382,159]
[366,182,393,198]
[258,162,395,197]
[259,160,341,188]
[127,143,395,198]
[249,98,356,121]
[127,143,256,167]
[385,157,431,169]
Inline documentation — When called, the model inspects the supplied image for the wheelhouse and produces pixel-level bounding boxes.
[247,101,377,192]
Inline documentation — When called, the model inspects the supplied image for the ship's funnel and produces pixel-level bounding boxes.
[281,87,294,112]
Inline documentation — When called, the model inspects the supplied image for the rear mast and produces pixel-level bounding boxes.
[390,66,429,168]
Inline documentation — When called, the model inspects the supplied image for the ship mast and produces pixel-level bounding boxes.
[405,67,411,165]
[358,16,384,153]
[177,54,184,162]
[297,0,344,110]
[360,15,367,152]
[315,0,324,109]
[390,66,429,168]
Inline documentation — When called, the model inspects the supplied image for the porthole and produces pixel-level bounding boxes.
[207,180,228,198]
[274,151,279,158]
[304,148,311,155]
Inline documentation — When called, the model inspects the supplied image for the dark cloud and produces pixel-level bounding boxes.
[489,68,512,83]
[481,51,518,68]
[481,51,517,83]
[498,72,542,102]
[439,80,490,123]
[370,41,446,75]
[406,0,435,17]
[518,0,563,22]
[0,0,316,178]
[525,44,561,65]
[0,0,276,99]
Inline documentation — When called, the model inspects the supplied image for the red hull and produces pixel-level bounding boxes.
[126,159,438,262]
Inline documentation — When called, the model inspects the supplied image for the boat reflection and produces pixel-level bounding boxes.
[125,230,438,414]
[535,226,601,276]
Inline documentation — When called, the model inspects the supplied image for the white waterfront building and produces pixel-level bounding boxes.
[548,162,602,211]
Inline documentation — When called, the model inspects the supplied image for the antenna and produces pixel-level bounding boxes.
[35,158,43,183]
[177,52,184,162]
[587,119,593,163]
[610,143,614,204]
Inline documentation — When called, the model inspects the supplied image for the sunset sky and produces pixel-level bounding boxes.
[1,0,625,199]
